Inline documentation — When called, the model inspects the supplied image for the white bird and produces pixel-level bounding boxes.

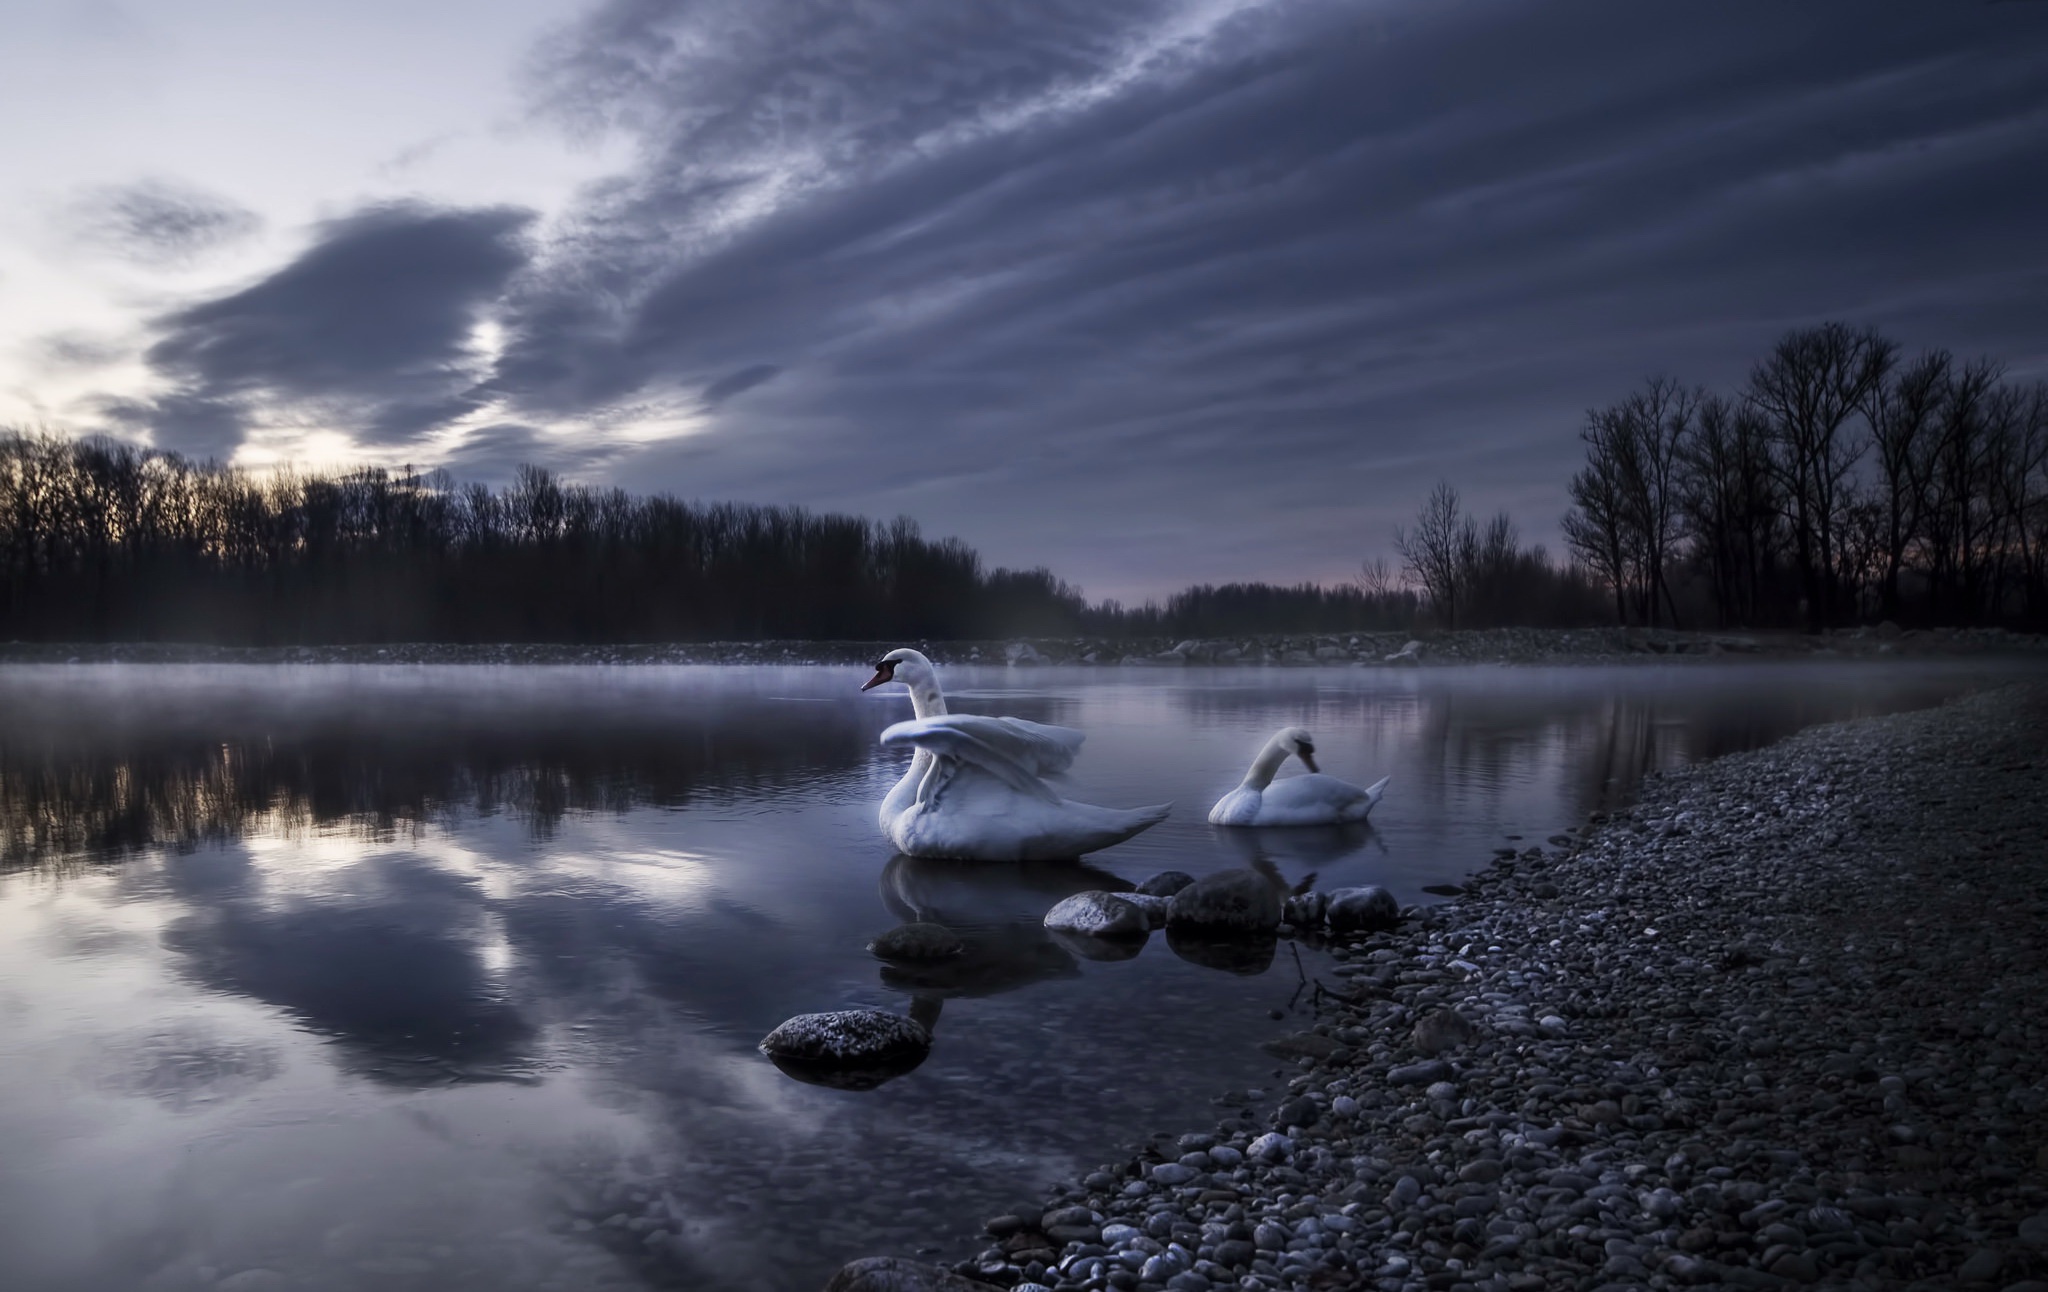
[1208,726,1388,827]
[862,648,1170,860]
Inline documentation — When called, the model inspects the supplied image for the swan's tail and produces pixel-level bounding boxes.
[1133,801,1173,828]
[1074,800,1172,852]
[1362,775,1390,813]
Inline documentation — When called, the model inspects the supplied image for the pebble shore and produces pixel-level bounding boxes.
[901,684,2048,1292]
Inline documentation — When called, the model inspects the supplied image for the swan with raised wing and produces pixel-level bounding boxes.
[861,648,1171,860]
[1208,726,1388,827]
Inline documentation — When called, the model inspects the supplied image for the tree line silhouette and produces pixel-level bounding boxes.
[0,438,1099,643]
[1550,322,2048,631]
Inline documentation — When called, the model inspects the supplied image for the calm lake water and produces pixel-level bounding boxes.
[0,658,2033,1292]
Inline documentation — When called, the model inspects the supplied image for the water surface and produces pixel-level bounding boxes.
[0,659,2030,1292]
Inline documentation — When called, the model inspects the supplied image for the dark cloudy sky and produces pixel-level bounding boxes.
[3,0,2045,600]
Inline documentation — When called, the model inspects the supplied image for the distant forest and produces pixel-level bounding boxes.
[2,320,2041,644]
[1547,322,2048,632]
[0,433,1444,643]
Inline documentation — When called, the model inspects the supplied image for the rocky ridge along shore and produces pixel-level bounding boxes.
[832,685,2048,1292]
[3,624,2043,668]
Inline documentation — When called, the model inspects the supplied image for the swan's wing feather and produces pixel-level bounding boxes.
[990,716,1085,775]
[891,714,1082,777]
[880,718,1063,803]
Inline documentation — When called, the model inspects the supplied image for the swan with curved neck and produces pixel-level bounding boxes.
[861,648,947,718]
[862,648,1170,860]
[1209,726,1388,827]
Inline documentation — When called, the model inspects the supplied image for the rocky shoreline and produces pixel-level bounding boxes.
[835,684,2048,1292]
[2,624,2043,669]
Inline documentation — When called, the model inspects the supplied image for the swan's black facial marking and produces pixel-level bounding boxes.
[861,658,899,691]
[1297,740,1318,773]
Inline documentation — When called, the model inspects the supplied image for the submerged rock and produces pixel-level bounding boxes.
[1043,891,1148,939]
[1046,927,1148,962]
[1324,885,1400,933]
[759,1009,931,1091]
[1282,891,1328,928]
[824,1256,994,1292]
[1165,927,1278,975]
[1135,870,1197,897]
[1260,1030,1341,1061]
[867,922,965,962]
[1119,892,1171,929]
[1165,869,1282,933]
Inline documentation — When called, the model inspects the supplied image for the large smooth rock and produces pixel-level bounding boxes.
[1165,869,1282,933]
[760,1009,932,1091]
[823,1256,994,1292]
[1324,885,1399,933]
[1043,891,1147,939]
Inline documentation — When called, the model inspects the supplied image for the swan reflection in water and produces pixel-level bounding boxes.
[875,853,1125,993]
[769,856,1120,1091]
[771,839,1392,1090]
[1215,820,1382,876]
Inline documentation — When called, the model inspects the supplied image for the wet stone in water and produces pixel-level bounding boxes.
[823,1255,995,1291]
[1135,870,1197,897]
[868,922,965,962]
[758,1009,932,1090]
[1323,885,1399,933]
[1165,869,1282,933]
[1043,891,1148,939]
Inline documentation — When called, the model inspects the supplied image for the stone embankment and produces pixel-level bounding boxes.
[3,624,2042,668]
[832,685,2048,1292]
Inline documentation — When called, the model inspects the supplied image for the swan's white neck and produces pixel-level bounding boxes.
[901,667,947,720]
[1239,734,1294,791]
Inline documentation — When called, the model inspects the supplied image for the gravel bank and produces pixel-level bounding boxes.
[928,684,2048,1292]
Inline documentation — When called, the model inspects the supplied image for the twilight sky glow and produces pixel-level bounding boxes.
[2,0,2045,601]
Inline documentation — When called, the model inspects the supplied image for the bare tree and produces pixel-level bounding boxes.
[1357,555,1397,600]
[1617,378,1693,627]
[1394,481,1470,629]
[1920,358,2001,622]
[1863,350,1948,621]
[1746,322,1897,629]
[1562,379,1691,626]
[1679,393,1758,627]
[1564,445,1630,625]
[2007,383,2048,623]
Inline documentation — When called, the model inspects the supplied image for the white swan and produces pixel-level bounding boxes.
[1208,726,1388,827]
[862,648,1171,860]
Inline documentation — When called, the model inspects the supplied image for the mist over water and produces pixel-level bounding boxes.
[0,660,2031,1291]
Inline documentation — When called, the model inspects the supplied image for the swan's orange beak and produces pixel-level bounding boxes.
[860,664,894,691]
[1299,750,1319,773]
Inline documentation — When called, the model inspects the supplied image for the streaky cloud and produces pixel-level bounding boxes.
[69,178,262,266]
